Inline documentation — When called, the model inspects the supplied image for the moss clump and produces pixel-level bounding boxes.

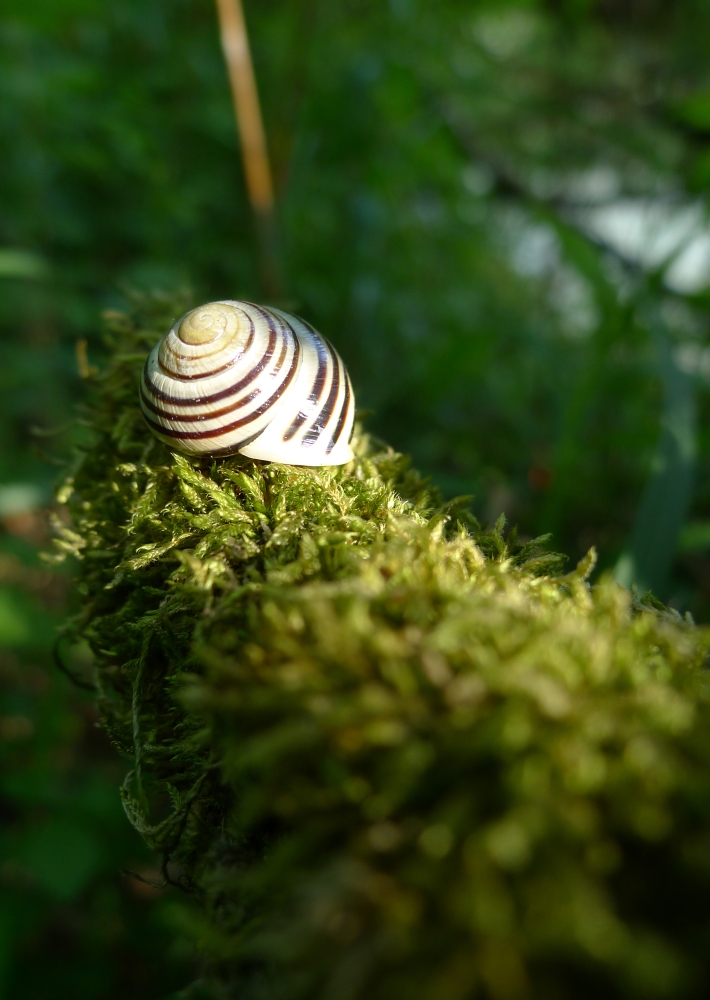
[56,293,710,1000]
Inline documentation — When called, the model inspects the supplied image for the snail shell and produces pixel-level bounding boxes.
[139,301,355,465]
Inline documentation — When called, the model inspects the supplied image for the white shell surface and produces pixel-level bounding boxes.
[140,300,355,465]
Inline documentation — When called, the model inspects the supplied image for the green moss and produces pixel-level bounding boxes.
[55,293,710,1000]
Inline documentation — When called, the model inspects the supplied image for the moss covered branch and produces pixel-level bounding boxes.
[55,293,710,1000]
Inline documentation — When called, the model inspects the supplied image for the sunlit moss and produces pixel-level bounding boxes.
[55,293,710,1000]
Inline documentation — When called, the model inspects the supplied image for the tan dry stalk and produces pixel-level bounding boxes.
[215,0,274,212]
[214,0,283,298]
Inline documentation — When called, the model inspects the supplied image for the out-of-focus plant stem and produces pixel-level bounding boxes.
[614,302,697,597]
[214,0,283,301]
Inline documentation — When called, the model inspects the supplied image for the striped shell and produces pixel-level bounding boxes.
[139,300,355,465]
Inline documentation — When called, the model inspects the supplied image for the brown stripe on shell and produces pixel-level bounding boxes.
[142,326,290,424]
[160,309,256,365]
[157,354,239,382]
[282,321,329,442]
[272,333,289,375]
[301,340,340,449]
[142,332,301,441]
[143,319,278,407]
[149,425,266,457]
[140,385,261,422]
[245,302,286,343]
[142,326,290,423]
[326,372,352,454]
[156,313,256,380]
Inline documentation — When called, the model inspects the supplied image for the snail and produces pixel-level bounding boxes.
[139,300,355,465]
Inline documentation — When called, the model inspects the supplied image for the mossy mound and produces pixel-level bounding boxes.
[55,294,710,1000]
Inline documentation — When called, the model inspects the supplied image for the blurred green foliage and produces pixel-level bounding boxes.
[0,541,198,998]
[3,0,710,993]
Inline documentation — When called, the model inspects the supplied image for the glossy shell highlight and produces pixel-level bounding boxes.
[139,300,355,465]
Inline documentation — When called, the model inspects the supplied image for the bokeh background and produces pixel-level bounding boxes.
[3,0,710,996]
